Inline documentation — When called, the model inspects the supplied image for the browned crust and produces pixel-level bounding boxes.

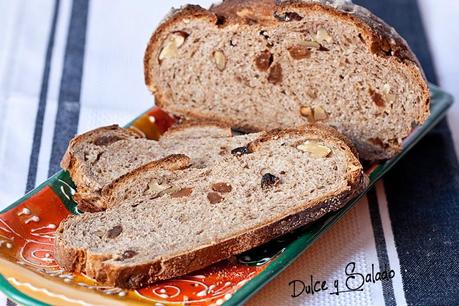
[54,125,368,288]
[144,0,430,161]
[99,154,192,210]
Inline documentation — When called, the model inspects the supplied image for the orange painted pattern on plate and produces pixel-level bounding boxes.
[137,261,265,305]
[129,107,176,140]
[0,186,70,268]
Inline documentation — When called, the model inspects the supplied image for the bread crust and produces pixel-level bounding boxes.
[55,125,368,289]
[144,0,430,161]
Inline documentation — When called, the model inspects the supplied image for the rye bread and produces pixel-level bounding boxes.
[61,122,255,212]
[55,125,367,288]
[144,0,430,161]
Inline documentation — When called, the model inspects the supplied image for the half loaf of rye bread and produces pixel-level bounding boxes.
[61,122,256,212]
[55,125,367,288]
[144,0,430,161]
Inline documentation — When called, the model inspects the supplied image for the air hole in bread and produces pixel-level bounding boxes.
[215,14,226,26]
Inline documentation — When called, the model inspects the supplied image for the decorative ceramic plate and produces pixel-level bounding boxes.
[0,85,452,306]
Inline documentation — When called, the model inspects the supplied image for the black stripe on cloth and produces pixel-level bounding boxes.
[367,188,396,306]
[48,0,90,176]
[6,299,16,306]
[25,0,61,193]
[355,0,459,305]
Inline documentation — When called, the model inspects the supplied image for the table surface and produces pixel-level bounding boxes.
[0,1,457,305]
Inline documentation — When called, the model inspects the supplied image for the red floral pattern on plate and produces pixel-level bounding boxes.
[0,186,70,269]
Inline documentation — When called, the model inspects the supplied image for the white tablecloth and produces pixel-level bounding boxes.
[0,1,457,305]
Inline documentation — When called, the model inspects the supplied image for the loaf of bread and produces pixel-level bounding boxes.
[55,125,367,288]
[61,122,257,212]
[144,0,430,161]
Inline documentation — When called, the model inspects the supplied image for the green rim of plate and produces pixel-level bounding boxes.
[0,84,453,306]
[0,275,49,306]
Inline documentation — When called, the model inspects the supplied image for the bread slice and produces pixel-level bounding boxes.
[144,0,430,161]
[60,125,160,212]
[99,132,258,209]
[55,125,367,288]
[61,123,255,212]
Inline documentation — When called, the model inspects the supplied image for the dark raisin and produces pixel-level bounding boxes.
[207,192,223,204]
[254,50,273,71]
[216,14,226,26]
[274,12,303,22]
[261,173,280,190]
[212,182,232,193]
[231,146,250,156]
[107,225,122,239]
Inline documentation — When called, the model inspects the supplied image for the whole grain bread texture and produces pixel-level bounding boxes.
[144,0,430,161]
[55,124,367,288]
[61,122,255,212]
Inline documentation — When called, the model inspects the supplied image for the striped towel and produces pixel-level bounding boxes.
[0,0,457,305]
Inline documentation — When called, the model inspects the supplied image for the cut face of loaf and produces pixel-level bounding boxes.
[55,125,367,288]
[100,132,259,209]
[61,122,255,212]
[144,0,430,161]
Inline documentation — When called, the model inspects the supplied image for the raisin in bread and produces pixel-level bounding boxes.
[144,0,430,161]
[61,122,256,212]
[55,125,367,288]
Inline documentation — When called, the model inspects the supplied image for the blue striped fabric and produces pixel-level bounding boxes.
[356,1,459,305]
[25,0,61,193]
[48,0,89,176]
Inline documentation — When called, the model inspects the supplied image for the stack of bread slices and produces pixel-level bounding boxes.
[55,0,429,289]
